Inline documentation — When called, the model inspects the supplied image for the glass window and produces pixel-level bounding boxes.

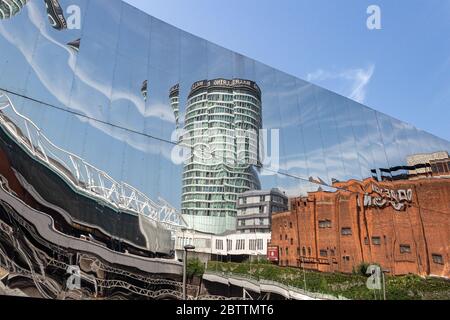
[341,227,352,236]
[432,254,444,265]
[400,244,411,254]
[372,237,381,245]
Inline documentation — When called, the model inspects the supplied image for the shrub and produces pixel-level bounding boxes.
[187,258,205,278]
[355,262,370,276]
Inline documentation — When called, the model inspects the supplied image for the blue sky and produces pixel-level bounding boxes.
[124,0,450,141]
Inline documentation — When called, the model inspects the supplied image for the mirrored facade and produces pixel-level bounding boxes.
[0,0,448,262]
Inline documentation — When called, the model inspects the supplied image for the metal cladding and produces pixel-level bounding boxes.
[0,0,448,298]
[0,91,180,254]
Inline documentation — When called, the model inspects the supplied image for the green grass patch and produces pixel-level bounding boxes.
[206,261,450,300]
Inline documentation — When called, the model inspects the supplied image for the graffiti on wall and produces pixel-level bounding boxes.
[364,183,413,211]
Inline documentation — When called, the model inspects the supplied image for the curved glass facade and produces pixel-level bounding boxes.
[0,0,448,241]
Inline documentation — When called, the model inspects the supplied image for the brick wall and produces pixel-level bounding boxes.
[271,178,450,278]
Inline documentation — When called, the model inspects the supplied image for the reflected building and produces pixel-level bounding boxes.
[174,228,271,264]
[44,0,67,30]
[236,188,288,234]
[0,0,449,298]
[271,177,450,278]
[170,79,262,234]
[0,91,187,299]
[407,151,450,178]
[169,84,180,129]
[141,80,148,101]
[0,0,28,19]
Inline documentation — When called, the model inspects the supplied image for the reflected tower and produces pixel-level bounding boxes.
[169,83,180,129]
[0,0,28,19]
[170,79,262,234]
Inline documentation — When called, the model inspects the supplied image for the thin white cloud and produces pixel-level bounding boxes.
[307,65,375,103]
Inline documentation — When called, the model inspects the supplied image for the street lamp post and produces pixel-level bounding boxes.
[183,244,195,300]
[382,269,390,300]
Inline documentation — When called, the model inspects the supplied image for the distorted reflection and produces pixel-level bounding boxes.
[0,0,448,298]
[44,0,66,30]
[67,37,80,52]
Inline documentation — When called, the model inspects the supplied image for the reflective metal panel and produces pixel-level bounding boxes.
[0,0,448,242]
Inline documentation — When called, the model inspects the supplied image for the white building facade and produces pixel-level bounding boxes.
[236,188,288,234]
[175,229,271,262]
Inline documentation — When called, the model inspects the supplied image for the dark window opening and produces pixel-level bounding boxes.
[319,220,332,229]
[341,227,352,236]
[400,244,411,254]
[372,237,381,245]
[432,254,444,265]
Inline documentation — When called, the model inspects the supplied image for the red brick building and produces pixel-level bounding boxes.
[271,178,450,278]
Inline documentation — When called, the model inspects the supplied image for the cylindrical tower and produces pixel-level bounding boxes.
[171,79,262,234]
